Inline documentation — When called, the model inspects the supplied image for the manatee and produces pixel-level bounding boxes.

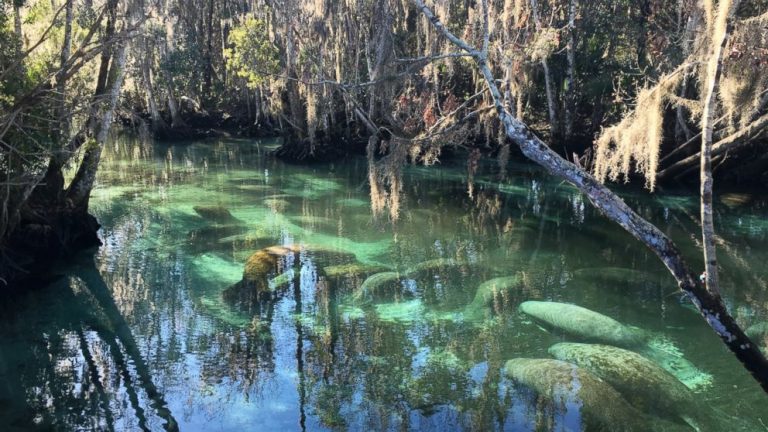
[548,343,700,428]
[243,247,292,282]
[268,269,298,290]
[640,338,713,391]
[504,358,651,432]
[238,243,357,281]
[462,275,521,322]
[719,192,752,208]
[224,244,343,315]
[352,271,402,304]
[519,301,646,347]
[222,245,304,306]
[323,263,391,278]
[193,205,238,223]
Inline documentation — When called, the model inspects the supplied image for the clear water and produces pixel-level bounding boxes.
[1,136,767,431]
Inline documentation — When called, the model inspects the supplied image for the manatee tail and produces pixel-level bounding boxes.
[641,336,713,391]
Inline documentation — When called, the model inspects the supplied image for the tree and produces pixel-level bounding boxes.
[0,0,143,285]
[412,0,768,392]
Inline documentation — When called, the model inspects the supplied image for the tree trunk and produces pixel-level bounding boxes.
[530,0,559,142]
[39,0,75,201]
[95,0,118,97]
[167,92,185,129]
[564,0,577,140]
[67,39,129,210]
[659,112,768,179]
[13,3,22,51]
[699,0,738,297]
[203,0,215,104]
[142,37,168,132]
[56,0,74,143]
[413,0,768,393]
[541,59,558,142]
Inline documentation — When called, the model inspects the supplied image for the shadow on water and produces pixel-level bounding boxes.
[0,252,178,431]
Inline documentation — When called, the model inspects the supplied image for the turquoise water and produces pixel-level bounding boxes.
[1,136,767,431]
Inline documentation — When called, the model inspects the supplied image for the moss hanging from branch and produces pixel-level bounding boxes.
[594,73,683,191]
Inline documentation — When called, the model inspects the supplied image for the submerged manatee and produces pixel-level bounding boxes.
[519,301,646,347]
[323,263,391,279]
[504,358,651,432]
[548,343,700,428]
[193,205,238,223]
[222,246,299,307]
[462,275,521,322]
[352,271,402,304]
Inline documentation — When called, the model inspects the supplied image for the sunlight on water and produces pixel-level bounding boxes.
[1,135,767,431]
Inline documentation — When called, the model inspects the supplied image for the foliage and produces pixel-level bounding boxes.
[224,17,279,89]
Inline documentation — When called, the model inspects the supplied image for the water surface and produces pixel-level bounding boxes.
[1,136,767,431]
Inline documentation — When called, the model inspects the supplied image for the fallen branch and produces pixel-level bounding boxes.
[658,111,768,180]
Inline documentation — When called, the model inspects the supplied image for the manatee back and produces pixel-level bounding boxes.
[519,301,645,347]
[548,343,697,422]
[504,358,651,432]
